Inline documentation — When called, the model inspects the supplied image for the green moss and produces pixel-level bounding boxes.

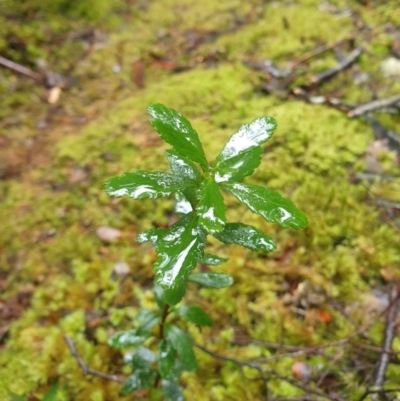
[1,0,400,399]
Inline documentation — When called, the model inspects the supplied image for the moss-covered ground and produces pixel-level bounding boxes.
[1,0,400,400]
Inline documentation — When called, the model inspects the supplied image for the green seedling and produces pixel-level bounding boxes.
[104,104,308,399]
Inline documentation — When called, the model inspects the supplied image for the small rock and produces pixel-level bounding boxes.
[68,167,88,184]
[381,57,400,77]
[96,226,122,243]
[113,261,130,277]
[291,361,310,382]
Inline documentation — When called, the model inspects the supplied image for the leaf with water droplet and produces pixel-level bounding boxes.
[197,176,226,233]
[174,192,193,215]
[104,171,190,199]
[154,212,206,289]
[177,305,212,327]
[164,279,186,306]
[221,182,308,229]
[213,117,277,183]
[137,227,167,245]
[162,379,184,401]
[154,281,165,310]
[166,324,198,371]
[148,104,208,170]
[108,329,148,349]
[126,346,156,370]
[213,223,276,253]
[200,253,228,266]
[136,309,160,335]
[188,272,234,288]
[166,149,201,184]
[121,368,156,395]
[157,339,176,379]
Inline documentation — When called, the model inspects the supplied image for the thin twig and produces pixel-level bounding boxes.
[371,285,400,401]
[310,47,363,85]
[195,343,347,401]
[376,199,400,210]
[348,93,400,117]
[0,56,42,81]
[249,340,306,351]
[364,115,400,152]
[289,38,352,69]
[154,304,170,387]
[352,173,396,182]
[64,335,123,383]
[316,349,344,387]
[358,387,400,401]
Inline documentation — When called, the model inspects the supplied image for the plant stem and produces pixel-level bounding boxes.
[159,303,170,340]
[154,303,170,388]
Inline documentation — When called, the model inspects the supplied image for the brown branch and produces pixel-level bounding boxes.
[154,303,170,388]
[159,304,170,340]
[310,47,363,85]
[0,56,42,82]
[64,335,123,383]
[358,387,400,401]
[289,38,352,69]
[348,93,400,118]
[371,285,400,401]
[195,343,347,401]
[352,173,396,182]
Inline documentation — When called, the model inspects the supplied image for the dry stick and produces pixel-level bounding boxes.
[353,173,396,183]
[195,343,347,401]
[310,47,363,85]
[289,38,352,69]
[348,93,400,117]
[350,340,400,357]
[255,290,400,364]
[359,388,400,401]
[0,56,42,81]
[371,285,400,401]
[199,289,400,398]
[64,335,123,383]
[316,349,344,388]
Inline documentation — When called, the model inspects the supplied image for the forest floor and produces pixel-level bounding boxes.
[1,1,400,400]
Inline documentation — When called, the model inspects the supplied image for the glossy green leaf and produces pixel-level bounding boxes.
[148,104,208,170]
[166,149,201,184]
[197,176,226,233]
[213,117,277,183]
[104,171,188,199]
[166,324,198,371]
[222,182,308,230]
[213,223,276,253]
[108,329,148,349]
[162,379,184,401]
[137,227,167,245]
[157,339,176,379]
[154,212,206,289]
[154,282,165,310]
[182,186,198,209]
[200,253,228,266]
[136,309,160,335]
[126,346,156,370]
[188,272,234,288]
[121,368,156,395]
[177,305,212,327]
[175,192,193,215]
[164,279,186,306]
